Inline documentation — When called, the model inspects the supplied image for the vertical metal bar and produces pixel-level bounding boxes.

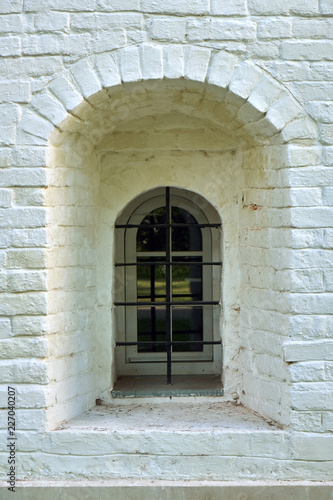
[150,215,156,352]
[166,187,172,384]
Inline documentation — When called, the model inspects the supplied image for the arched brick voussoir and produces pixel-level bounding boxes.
[184,46,212,83]
[48,70,84,114]
[225,61,263,109]
[206,51,239,91]
[69,58,103,101]
[17,43,316,146]
[17,108,55,146]
[30,90,68,129]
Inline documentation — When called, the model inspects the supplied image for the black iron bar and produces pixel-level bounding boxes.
[149,224,157,352]
[116,261,222,267]
[165,187,172,384]
[115,301,219,306]
[116,223,221,229]
[116,340,222,346]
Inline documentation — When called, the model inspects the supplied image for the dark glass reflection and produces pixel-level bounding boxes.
[137,259,166,302]
[172,207,202,251]
[137,207,166,252]
[172,258,202,302]
[172,306,203,352]
[137,306,166,353]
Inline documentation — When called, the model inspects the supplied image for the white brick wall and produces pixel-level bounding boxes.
[0,0,332,485]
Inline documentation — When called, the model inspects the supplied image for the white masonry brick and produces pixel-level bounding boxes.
[266,95,303,132]
[7,270,47,292]
[247,75,281,114]
[0,207,46,229]
[320,124,333,145]
[96,0,140,10]
[322,413,333,431]
[140,44,163,80]
[291,382,333,411]
[286,145,322,167]
[0,292,47,316]
[0,359,48,384]
[163,45,184,79]
[258,20,292,39]
[141,0,209,15]
[119,46,142,83]
[210,0,247,15]
[30,90,68,127]
[94,52,121,89]
[0,0,22,14]
[7,248,46,268]
[248,0,318,15]
[281,117,318,142]
[70,59,103,99]
[291,434,333,461]
[0,14,23,33]
[22,34,66,56]
[307,101,333,124]
[187,19,256,42]
[184,46,211,83]
[0,36,21,57]
[48,72,84,111]
[207,51,238,89]
[19,108,54,141]
[0,189,11,208]
[34,12,69,32]
[0,337,48,359]
[289,361,325,383]
[323,146,333,165]
[0,80,30,103]
[320,0,333,15]
[292,19,333,39]
[0,319,11,339]
[12,230,45,257]
[290,206,333,228]
[229,61,262,102]
[281,41,333,61]
[284,340,333,362]
[11,315,47,336]
[0,168,47,188]
[13,187,44,207]
[149,17,186,43]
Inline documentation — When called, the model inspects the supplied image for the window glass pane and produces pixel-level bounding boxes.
[137,306,166,353]
[137,207,166,252]
[172,306,203,352]
[171,207,202,252]
[137,258,166,302]
[172,257,202,302]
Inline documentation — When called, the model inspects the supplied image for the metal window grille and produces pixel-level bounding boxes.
[115,187,222,384]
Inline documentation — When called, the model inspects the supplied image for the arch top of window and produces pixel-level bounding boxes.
[115,187,222,231]
[137,206,203,253]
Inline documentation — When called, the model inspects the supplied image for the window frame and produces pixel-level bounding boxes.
[114,187,222,381]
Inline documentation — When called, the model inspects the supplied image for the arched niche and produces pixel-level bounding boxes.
[17,43,318,429]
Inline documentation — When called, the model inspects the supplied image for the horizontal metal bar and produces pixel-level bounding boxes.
[116,340,222,346]
[114,301,219,306]
[137,294,202,299]
[115,261,222,267]
[115,223,221,229]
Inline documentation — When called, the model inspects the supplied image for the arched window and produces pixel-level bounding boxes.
[115,187,222,387]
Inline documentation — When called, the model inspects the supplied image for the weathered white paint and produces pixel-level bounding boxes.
[0,2,332,486]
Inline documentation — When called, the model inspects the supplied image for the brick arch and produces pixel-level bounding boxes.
[18,43,317,145]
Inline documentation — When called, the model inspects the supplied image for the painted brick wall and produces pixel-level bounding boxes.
[0,0,332,483]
